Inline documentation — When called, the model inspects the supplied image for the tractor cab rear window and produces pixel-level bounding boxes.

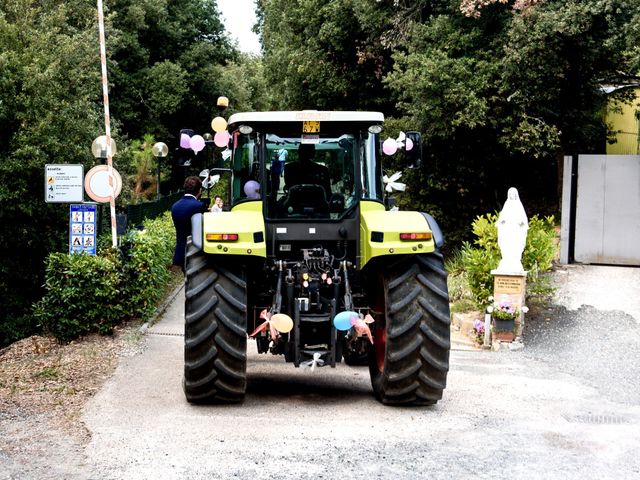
[228,133,346,218]
[264,135,357,219]
[230,130,383,218]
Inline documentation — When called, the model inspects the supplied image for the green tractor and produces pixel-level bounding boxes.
[184,111,450,406]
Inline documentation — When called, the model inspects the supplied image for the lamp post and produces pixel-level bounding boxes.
[152,142,168,200]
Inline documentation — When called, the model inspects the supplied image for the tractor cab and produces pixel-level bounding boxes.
[226,111,386,221]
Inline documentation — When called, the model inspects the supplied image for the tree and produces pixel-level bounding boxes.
[0,0,243,345]
[385,0,639,243]
[107,0,236,141]
[0,0,103,345]
[256,0,397,110]
[256,0,640,247]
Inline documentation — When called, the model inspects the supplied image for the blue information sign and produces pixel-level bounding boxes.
[69,204,97,255]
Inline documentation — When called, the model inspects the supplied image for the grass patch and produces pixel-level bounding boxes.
[34,367,60,380]
[450,298,478,314]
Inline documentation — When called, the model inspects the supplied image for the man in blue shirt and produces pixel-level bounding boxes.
[171,176,209,272]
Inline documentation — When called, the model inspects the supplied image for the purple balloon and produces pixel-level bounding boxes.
[190,135,205,153]
[180,133,191,149]
[243,180,260,199]
[382,137,397,156]
[214,131,230,148]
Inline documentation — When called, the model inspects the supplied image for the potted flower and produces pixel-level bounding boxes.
[490,300,518,332]
[487,298,528,342]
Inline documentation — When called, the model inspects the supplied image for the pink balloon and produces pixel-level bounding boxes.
[190,135,205,153]
[180,133,191,149]
[214,131,230,148]
[382,137,397,156]
[405,137,414,151]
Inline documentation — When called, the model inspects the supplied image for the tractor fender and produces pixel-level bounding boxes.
[420,213,444,248]
[190,213,203,251]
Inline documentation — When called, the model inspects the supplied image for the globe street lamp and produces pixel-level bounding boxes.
[91,135,117,161]
[152,142,168,199]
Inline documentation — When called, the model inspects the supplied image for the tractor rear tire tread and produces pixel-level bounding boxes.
[183,240,247,404]
[369,253,450,406]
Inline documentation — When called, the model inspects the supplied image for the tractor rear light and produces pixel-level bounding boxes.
[206,233,239,242]
[399,232,432,241]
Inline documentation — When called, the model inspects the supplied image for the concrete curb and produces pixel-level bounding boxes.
[139,281,184,335]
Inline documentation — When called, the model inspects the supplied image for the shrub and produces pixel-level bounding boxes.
[34,253,124,342]
[34,212,175,342]
[446,249,477,312]
[461,213,557,302]
[118,213,175,318]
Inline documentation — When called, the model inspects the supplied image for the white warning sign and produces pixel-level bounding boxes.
[45,164,84,203]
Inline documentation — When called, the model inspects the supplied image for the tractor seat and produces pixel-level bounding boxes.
[280,184,329,217]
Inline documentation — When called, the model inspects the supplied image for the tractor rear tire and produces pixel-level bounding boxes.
[183,239,248,403]
[368,252,450,405]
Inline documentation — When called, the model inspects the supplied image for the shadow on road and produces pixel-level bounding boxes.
[246,370,372,403]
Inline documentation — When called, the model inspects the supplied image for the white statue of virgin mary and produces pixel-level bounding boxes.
[496,187,528,273]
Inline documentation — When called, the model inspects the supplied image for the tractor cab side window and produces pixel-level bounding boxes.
[360,131,383,202]
[231,132,260,204]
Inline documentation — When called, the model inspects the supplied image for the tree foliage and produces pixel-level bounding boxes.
[0,0,103,345]
[257,0,397,110]
[385,0,638,245]
[107,0,235,140]
[0,0,240,345]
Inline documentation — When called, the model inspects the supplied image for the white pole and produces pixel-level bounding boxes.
[96,0,117,248]
[483,308,491,348]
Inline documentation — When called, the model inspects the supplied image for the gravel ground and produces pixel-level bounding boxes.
[551,264,640,322]
[524,305,640,405]
[523,264,640,405]
[0,328,146,480]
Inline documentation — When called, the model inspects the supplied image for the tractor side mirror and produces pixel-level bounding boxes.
[405,131,422,169]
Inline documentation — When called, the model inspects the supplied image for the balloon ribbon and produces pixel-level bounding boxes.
[249,309,278,342]
[351,314,375,344]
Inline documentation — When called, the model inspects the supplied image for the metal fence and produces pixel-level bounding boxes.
[98,192,183,236]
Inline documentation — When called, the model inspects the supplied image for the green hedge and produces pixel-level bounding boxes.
[34,213,176,342]
[461,213,557,303]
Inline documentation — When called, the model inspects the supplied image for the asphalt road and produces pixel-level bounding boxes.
[80,264,640,480]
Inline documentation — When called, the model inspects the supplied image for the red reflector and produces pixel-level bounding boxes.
[206,233,239,242]
[399,232,432,241]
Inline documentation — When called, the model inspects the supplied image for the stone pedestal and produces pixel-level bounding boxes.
[490,270,527,341]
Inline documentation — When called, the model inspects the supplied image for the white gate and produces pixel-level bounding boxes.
[561,154,640,265]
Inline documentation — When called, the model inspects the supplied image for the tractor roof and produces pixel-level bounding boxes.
[227,111,384,127]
